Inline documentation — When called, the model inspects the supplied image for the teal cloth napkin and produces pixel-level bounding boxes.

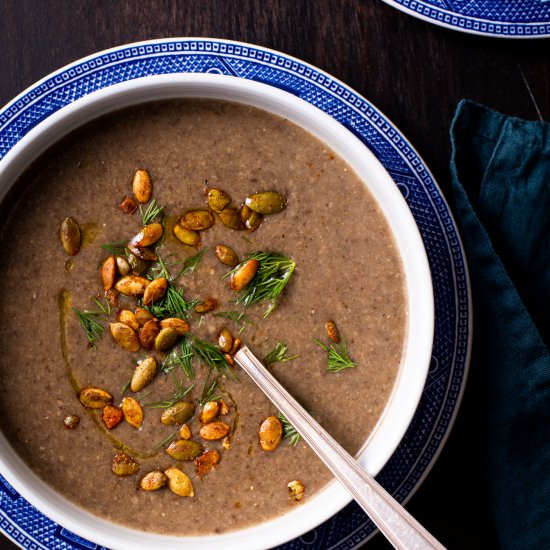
[450,100,550,549]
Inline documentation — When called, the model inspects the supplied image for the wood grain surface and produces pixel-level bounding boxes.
[0,1,548,548]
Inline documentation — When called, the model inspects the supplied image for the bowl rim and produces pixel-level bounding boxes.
[0,72,434,549]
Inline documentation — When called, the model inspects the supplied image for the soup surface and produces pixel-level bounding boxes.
[0,100,406,535]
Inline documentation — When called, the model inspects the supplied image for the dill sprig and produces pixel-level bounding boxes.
[263,341,299,367]
[199,371,221,405]
[145,378,194,409]
[315,339,357,372]
[226,251,296,318]
[139,198,164,226]
[100,241,128,255]
[191,336,231,374]
[145,285,198,319]
[277,412,302,446]
[162,338,195,378]
[174,248,209,278]
[214,310,253,334]
[144,255,199,319]
[153,431,177,450]
[73,297,112,347]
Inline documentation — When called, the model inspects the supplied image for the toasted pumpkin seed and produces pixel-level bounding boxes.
[218,207,244,230]
[115,275,149,296]
[118,310,140,331]
[105,288,120,308]
[164,467,194,497]
[143,277,168,305]
[160,317,190,335]
[173,224,201,247]
[325,320,340,343]
[160,401,195,425]
[219,400,230,416]
[259,415,283,452]
[135,307,155,326]
[240,204,252,223]
[102,405,123,430]
[206,188,231,212]
[119,195,138,214]
[214,244,239,267]
[218,328,233,353]
[245,191,286,214]
[166,439,204,461]
[122,397,143,429]
[199,421,230,441]
[179,209,214,231]
[112,452,140,476]
[155,327,179,352]
[230,338,242,355]
[130,357,157,392]
[59,217,81,256]
[230,259,259,291]
[63,414,80,429]
[78,387,113,409]
[288,479,305,501]
[101,256,116,291]
[110,322,140,352]
[139,319,160,350]
[115,255,131,276]
[195,297,218,313]
[127,243,158,262]
[127,253,148,275]
[179,424,192,439]
[139,470,167,491]
[200,401,220,424]
[132,169,152,204]
[129,223,163,248]
[245,211,263,231]
[195,450,221,479]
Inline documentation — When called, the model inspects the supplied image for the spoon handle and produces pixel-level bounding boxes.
[234,346,445,550]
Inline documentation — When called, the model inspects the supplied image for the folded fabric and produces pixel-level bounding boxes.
[450,100,550,549]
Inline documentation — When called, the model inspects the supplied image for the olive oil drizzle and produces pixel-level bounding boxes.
[57,288,158,459]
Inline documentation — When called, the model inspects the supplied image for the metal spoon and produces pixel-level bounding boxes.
[234,345,446,550]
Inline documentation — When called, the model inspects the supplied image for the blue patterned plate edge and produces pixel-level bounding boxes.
[380,0,550,38]
[0,38,472,550]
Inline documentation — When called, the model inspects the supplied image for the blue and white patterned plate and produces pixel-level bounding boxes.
[0,38,470,549]
[381,0,550,38]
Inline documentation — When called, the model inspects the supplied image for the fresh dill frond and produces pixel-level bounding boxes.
[100,241,128,255]
[144,254,200,319]
[146,378,194,409]
[121,377,132,394]
[191,336,231,374]
[241,235,252,244]
[92,297,112,316]
[226,251,296,318]
[263,341,299,366]
[144,285,199,319]
[153,431,177,450]
[162,338,195,378]
[74,310,105,347]
[277,412,302,446]
[214,310,253,333]
[74,297,112,347]
[139,198,164,226]
[174,248,209,278]
[199,372,221,405]
[315,339,357,372]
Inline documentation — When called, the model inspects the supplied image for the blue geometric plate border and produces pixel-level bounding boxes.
[0,38,471,550]
[381,0,550,38]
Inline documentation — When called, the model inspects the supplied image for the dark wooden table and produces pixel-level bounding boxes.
[1,1,548,548]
